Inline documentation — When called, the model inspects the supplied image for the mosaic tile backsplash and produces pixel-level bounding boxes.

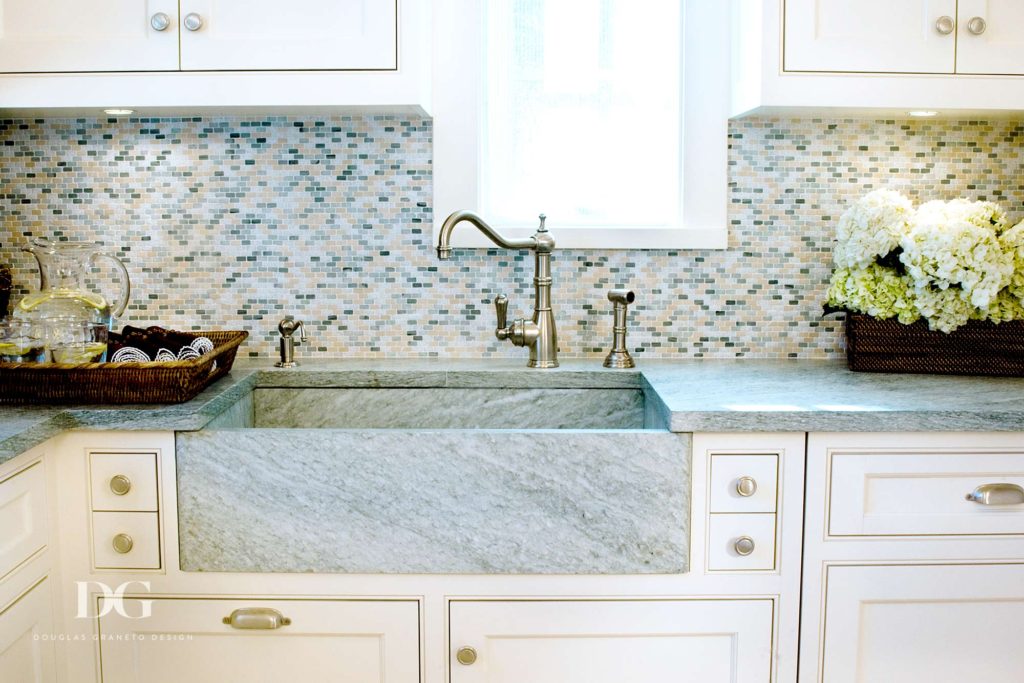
[1,116,1022,360]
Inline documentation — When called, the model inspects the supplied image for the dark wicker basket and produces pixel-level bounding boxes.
[0,330,248,404]
[846,313,1024,377]
[0,265,10,319]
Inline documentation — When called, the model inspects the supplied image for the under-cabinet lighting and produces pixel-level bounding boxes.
[102,108,135,116]
[908,110,939,117]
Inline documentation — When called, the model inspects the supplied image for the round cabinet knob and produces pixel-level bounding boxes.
[735,476,758,497]
[112,533,134,554]
[456,646,478,666]
[150,12,171,31]
[967,16,987,35]
[109,474,132,496]
[733,536,755,556]
[935,16,955,35]
[183,12,204,31]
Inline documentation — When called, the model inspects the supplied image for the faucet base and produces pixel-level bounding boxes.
[528,359,560,369]
[602,350,635,369]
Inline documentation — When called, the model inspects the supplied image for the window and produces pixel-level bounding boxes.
[434,0,731,249]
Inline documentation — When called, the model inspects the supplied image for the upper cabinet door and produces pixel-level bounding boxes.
[0,0,178,73]
[179,0,398,71]
[956,0,1024,74]
[784,0,958,73]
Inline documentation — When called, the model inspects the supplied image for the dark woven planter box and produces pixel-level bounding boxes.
[0,264,10,319]
[845,312,1024,377]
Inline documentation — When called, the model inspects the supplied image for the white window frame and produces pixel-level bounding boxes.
[433,0,731,250]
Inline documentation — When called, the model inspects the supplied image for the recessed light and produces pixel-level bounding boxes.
[103,108,135,116]
[908,110,939,117]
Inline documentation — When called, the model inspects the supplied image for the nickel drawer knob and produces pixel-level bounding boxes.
[183,12,204,31]
[112,533,134,554]
[966,16,987,35]
[109,474,132,496]
[935,16,955,35]
[150,12,171,31]
[733,536,755,556]
[735,476,758,497]
[456,646,478,665]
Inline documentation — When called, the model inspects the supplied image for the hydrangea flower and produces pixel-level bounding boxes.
[826,264,919,324]
[981,289,1024,324]
[912,285,975,333]
[900,219,1013,311]
[833,189,914,269]
[917,198,1010,234]
[1001,220,1024,302]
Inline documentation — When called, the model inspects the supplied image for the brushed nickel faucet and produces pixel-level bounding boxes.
[437,210,558,368]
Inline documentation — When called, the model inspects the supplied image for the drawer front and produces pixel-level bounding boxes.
[90,452,158,512]
[450,599,774,683]
[92,512,160,570]
[708,513,776,571]
[709,454,778,513]
[0,578,56,683]
[829,451,1024,537]
[99,598,419,683]
[0,463,47,581]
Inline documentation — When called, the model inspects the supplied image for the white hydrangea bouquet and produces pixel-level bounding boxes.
[825,189,1024,375]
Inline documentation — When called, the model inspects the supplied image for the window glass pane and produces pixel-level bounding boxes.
[481,0,683,228]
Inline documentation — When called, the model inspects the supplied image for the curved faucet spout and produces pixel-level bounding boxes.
[436,210,537,260]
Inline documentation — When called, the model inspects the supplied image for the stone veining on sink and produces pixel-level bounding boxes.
[177,429,691,574]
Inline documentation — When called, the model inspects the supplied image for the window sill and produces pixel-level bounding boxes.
[440,225,729,251]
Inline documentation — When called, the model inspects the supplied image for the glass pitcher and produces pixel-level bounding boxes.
[15,237,131,328]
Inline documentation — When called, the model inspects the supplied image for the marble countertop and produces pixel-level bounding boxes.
[2,358,1023,465]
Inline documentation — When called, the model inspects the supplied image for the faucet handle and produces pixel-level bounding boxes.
[494,295,508,331]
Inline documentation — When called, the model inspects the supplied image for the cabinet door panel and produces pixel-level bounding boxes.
[450,600,773,683]
[784,0,957,73]
[0,463,47,581]
[180,0,397,71]
[957,0,1024,74]
[0,0,178,73]
[822,564,1024,683]
[0,579,56,683]
[98,598,419,683]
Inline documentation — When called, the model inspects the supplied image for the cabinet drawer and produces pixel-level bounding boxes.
[708,514,776,571]
[92,512,160,570]
[98,597,419,683]
[829,450,1024,536]
[90,452,158,512]
[450,599,773,683]
[709,454,778,513]
[821,564,1024,683]
[0,578,56,683]
[0,463,47,581]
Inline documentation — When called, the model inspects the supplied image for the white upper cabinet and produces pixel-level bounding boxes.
[0,0,429,112]
[734,0,1024,116]
[956,0,1024,74]
[784,0,957,74]
[179,0,397,71]
[0,0,178,73]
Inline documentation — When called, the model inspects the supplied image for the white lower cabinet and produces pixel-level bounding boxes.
[449,599,774,683]
[0,578,56,683]
[820,563,1024,683]
[97,598,419,683]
